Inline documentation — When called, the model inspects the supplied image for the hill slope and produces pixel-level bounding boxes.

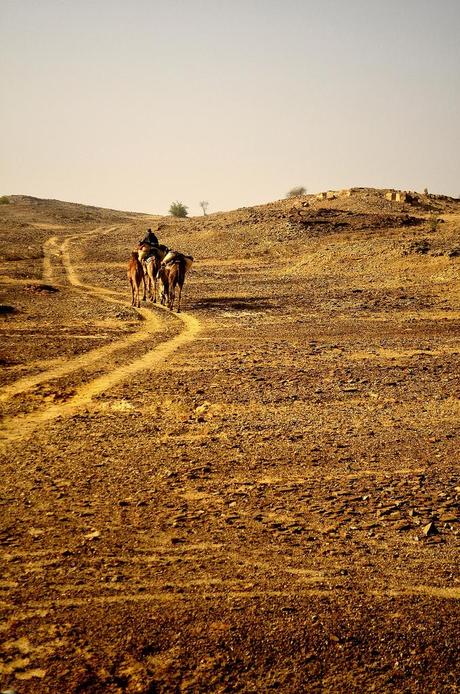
[0,189,459,692]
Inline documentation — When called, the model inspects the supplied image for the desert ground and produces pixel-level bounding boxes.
[0,189,459,693]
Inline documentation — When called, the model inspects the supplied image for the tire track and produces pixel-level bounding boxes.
[0,311,162,404]
[42,235,60,284]
[0,228,200,452]
[1,229,162,403]
[2,585,458,614]
[0,311,199,451]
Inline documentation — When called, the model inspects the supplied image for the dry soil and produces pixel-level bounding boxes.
[1,191,459,693]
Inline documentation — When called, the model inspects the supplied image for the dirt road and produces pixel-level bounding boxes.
[1,193,459,692]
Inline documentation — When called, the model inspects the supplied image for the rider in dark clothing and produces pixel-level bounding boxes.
[140,228,159,247]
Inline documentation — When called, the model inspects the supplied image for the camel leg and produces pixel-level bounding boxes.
[143,264,150,300]
[148,267,155,301]
[176,283,182,313]
[141,273,146,302]
[130,279,135,306]
[161,283,168,306]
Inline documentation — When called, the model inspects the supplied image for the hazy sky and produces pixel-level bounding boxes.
[1,0,459,216]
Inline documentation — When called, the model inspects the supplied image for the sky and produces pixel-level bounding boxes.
[1,0,459,216]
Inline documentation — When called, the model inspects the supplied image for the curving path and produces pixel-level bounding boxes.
[0,228,200,452]
[0,231,162,404]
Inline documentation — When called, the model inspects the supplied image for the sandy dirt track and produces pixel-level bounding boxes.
[1,192,459,692]
[1,228,199,452]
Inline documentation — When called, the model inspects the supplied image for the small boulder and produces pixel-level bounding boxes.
[422,522,438,537]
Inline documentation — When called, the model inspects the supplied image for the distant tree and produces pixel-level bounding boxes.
[423,187,429,196]
[0,195,10,204]
[286,186,307,198]
[199,200,209,216]
[169,201,188,218]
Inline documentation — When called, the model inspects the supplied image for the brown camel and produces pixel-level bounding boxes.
[127,251,146,307]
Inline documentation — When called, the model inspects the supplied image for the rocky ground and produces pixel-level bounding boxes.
[1,190,459,692]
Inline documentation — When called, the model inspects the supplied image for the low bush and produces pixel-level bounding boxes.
[169,201,188,218]
[286,186,307,198]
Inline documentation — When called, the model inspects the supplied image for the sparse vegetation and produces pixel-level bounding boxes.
[406,238,431,255]
[0,195,10,204]
[428,212,441,232]
[199,201,209,216]
[169,201,188,218]
[286,186,307,198]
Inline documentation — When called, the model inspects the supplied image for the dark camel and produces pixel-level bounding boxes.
[159,251,193,312]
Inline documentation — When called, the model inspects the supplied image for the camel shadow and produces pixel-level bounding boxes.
[0,305,17,314]
[192,296,274,311]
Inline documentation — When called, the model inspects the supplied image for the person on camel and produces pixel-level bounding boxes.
[139,228,159,247]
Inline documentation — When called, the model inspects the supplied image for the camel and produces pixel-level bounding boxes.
[137,243,168,303]
[162,249,193,272]
[157,262,170,307]
[159,251,194,312]
[127,251,146,307]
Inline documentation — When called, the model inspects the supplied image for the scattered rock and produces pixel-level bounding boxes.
[439,514,458,523]
[422,522,439,537]
[24,283,58,293]
[15,669,46,680]
[195,402,211,417]
[83,530,101,540]
[393,521,412,532]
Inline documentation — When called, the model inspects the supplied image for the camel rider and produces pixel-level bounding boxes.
[140,228,159,247]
